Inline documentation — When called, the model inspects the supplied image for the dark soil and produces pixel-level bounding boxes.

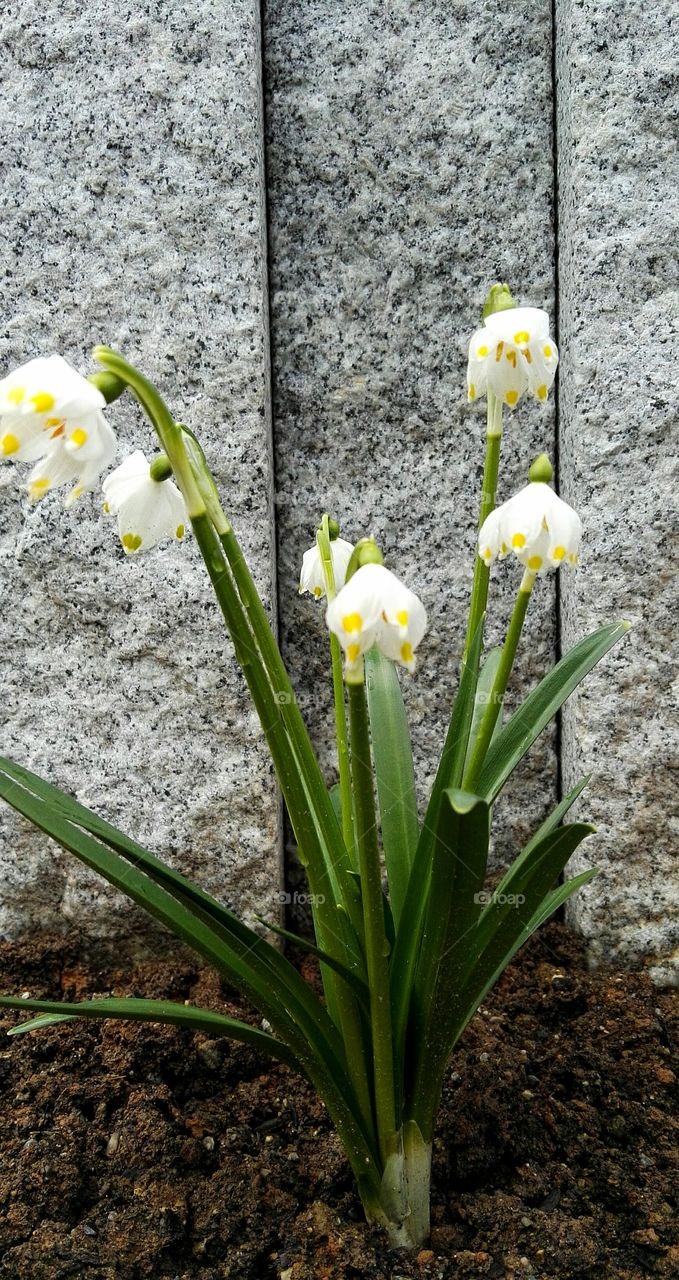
[0,923,676,1280]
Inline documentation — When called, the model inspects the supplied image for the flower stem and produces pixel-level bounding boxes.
[462,392,503,667]
[348,679,397,1164]
[316,517,355,863]
[463,568,536,792]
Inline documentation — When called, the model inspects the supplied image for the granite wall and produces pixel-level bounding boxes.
[0,1,280,946]
[0,1,675,979]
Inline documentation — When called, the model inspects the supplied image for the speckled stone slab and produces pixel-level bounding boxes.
[265,0,559,867]
[556,0,679,984]
[0,2,280,945]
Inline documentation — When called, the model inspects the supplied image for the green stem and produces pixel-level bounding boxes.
[348,679,397,1163]
[316,518,354,862]
[463,568,536,792]
[462,392,503,667]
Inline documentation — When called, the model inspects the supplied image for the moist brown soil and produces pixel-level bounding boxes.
[0,923,676,1280]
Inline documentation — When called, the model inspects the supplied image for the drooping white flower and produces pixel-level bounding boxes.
[0,355,108,463]
[26,412,117,505]
[102,451,188,554]
[299,537,354,599]
[326,563,427,673]
[478,482,582,575]
[467,307,558,408]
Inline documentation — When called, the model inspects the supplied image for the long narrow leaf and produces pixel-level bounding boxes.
[446,823,595,1054]
[389,616,485,1068]
[365,649,419,928]
[255,917,368,1003]
[448,868,597,1048]
[0,767,381,1180]
[463,645,503,773]
[478,621,630,802]
[0,996,299,1067]
[407,788,490,1133]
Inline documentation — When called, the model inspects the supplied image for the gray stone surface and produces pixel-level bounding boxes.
[265,0,559,869]
[556,0,679,983]
[0,1,280,946]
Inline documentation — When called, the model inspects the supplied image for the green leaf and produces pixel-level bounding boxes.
[448,868,597,1047]
[0,761,382,1182]
[464,646,503,773]
[365,649,420,928]
[490,775,591,903]
[478,621,630,802]
[389,616,485,1071]
[0,996,298,1067]
[407,788,490,1133]
[255,917,368,1001]
[448,823,595,1048]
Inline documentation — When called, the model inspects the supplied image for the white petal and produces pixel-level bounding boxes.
[483,307,551,345]
[525,336,559,401]
[0,355,105,420]
[26,443,81,502]
[0,415,52,463]
[102,451,150,513]
[114,475,188,554]
[486,338,529,408]
[541,489,582,567]
[478,508,503,565]
[497,483,548,558]
[299,545,324,597]
[330,537,355,591]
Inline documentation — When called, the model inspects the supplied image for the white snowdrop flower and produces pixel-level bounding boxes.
[102,451,188,555]
[326,563,427,674]
[299,537,355,599]
[467,307,558,408]
[0,355,108,463]
[479,482,582,576]
[26,411,117,506]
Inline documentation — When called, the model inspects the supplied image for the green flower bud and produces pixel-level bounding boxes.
[482,283,517,320]
[345,537,384,583]
[528,453,554,485]
[149,453,174,482]
[327,517,341,540]
[88,371,127,404]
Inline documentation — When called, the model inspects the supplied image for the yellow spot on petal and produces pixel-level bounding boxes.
[313,585,322,598]
[176,524,185,540]
[29,478,50,500]
[122,532,143,552]
[7,385,25,405]
[543,344,553,358]
[30,392,55,414]
[528,555,543,571]
[477,344,488,357]
[70,428,87,447]
[514,330,530,344]
[483,546,492,562]
[347,643,361,664]
[512,533,526,548]
[396,609,408,627]
[501,541,509,555]
[2,433,19,456]
[342,612,363,633]
[553,545,566,561]
[537,384,548,401]
[468,383,476,400]
[400,642,414,664]
[505,390,519,406]
[103,501,110,513]
[46,417,61,427]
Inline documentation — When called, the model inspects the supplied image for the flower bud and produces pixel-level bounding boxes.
[528,453,554,484]
[482,283,517,320]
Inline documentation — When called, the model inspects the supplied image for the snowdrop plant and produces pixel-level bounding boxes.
[0,285,628,1251]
